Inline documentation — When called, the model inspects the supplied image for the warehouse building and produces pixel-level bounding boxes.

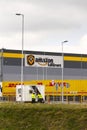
[0,48,87,102]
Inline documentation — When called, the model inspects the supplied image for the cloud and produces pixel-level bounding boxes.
[0,0,87,54]
[0,0,85,33]
[79,34,87,53]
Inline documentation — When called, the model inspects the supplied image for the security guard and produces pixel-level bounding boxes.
[31,92,36,103]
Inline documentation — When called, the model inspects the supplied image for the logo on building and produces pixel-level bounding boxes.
[25,54,62,68]
[27,55,35,65]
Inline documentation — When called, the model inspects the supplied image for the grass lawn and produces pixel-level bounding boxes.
[0,102,87,130]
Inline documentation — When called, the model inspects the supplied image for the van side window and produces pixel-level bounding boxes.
[18,88,21,94]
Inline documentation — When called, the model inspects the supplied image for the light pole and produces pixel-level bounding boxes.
[61,40,68,103]
[16,13,24,101]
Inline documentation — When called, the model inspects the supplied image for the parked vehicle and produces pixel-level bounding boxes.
[16,85,45,103]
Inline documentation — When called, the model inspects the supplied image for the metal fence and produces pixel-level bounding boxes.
[45,95,87,104]
[0,95,87,104]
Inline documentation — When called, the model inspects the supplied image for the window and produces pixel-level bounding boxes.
[18,88,21,94]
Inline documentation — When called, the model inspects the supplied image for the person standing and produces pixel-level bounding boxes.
[38,93,43,103]
[31,92,36,103]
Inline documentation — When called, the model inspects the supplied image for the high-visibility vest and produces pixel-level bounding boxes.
[38,94,43,99]
[31,93,36,99]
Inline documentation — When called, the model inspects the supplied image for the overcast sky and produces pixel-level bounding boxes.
[0,0,87,54]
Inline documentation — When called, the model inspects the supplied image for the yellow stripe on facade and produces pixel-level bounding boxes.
[3,53,24,58]
[81,57,87,62]
[0,53,1,57]
[64,56,87,62]
[1,52,87,62]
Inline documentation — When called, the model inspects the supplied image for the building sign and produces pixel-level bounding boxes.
[49,80,70,88]
[25,54,63,68]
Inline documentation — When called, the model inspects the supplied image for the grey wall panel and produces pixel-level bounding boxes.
[64,68,87,76]
[64,61,87,69]
[3,74,21,81]
[64,61,82,68]
[64,68,87,79]
[81,62,87,68]
[46,68,61,80]
[3,66,21,74]
[0,58,1,73]
[2,66,87,81]
[3,58,21,66]
[24,74,37,80]
[24,74,43,80]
